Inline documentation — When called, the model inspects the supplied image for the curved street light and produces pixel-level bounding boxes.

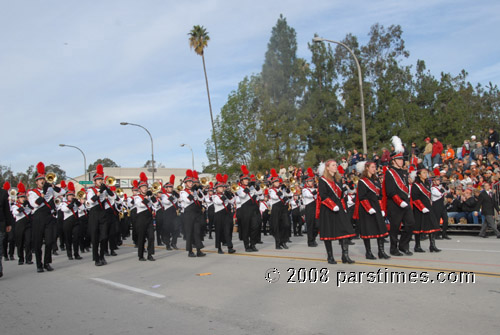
[313,36,367,154]
[59,144,88,181]
[120,122,156,181]
[180,143,195,171]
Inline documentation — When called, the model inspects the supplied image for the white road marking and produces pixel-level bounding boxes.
[91,278,166,298]
[441,248,500,253]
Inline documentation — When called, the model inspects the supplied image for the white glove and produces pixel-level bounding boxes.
[400,201,408,208]
[381,210,386,217]
[368,208,376,215]
[422,208,430,213]
[333,205,339,212]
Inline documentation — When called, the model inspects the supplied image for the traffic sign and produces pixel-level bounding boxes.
[79,181,94,185]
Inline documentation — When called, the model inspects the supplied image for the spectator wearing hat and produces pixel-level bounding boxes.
[423,137,433,169]
[432,138,444,166]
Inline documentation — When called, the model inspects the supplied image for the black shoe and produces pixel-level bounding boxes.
[245,248,252,252]
[52,251,59,256]
[479,235,488,238]
[9,255,14,261]
[95,260,103,266]
[347,240,355,245]
[147,256,155,261]
[172,245,178,250]
[228,248,236,254]
[276,245,283,250]
[110,251,117,256]
[166,245,173,251]
[256,241,263,244]
[4,256,9,261]
[75,255,83,260]
[443,235,452,240]
[251,246,258,252]
[104,251,110,256]
[399,249,413,256]
[157,242,164,246]
[18,260,24,265]
[281,243,289,249]
[26,261,33,265]
[37,267,44,273]
[390,250,404,256]
[414,246,426,253]
[68,256,74,260]
[435,235,443,240]
[0,271,2,278]
[497,235,500,239]
[188,252,196,257]
[365,252,376,260]
[218,249,224,254]
[101,258,107,265]
[308,243,318,247]
[196,251,206,257]
[139,257,146,261]
[44,264,54,272]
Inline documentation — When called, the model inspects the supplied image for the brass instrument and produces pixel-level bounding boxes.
[352,176,360,185]
[176,184,184,192]
[116,188,124,198]
[231,183,240,193]
[55,198,61,206]
[200,177,210,187]
[9,189,17,197]
[151,182,161,194]
[256,173,264,181]
[46,172,57,184]
[289,177,296,184]
[119,210,125,220]
[260,183,268,190]
[106,176,116,187]
[76,190,86,200]
[290,185,297,194]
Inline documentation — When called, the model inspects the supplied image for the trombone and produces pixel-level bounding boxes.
[200,177,210,187]
[151,182,162,194]
[46,172,57,184]
[76,190,86,201]
[106,176,116,187]
[231,183,240,193]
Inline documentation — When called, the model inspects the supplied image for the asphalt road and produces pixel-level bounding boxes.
[1,233,500,335]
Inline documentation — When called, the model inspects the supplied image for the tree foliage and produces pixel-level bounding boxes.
[88,158,119,172]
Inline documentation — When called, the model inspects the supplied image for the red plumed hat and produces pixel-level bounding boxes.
[17,182,26,196]
[306,167,315,181]
[240,165,250,180]
[60,180,66,189]
[132,180,139,190]
[165,174,175,187]
[93,164,104,181]
[433,168,441,178]
[138,172,148,188]
[209,182,214,190]
[409,166,415,173]
[250,174,256,182]
[264,188,269,196]
[223,174,228,184]
[3,181,10,191]
[110,186,116,192]
[338,166,345,175]
[36,162,46,180]
[67,182,76,195]
[192,170,199,181]
[270,168,279,182]
[184,169,194,182]
[214,173,224,188]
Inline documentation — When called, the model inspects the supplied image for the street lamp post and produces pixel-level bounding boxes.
[180,143,194,171]
[59,144,88,181]
[120,122,155,182]
[313,37,367,154]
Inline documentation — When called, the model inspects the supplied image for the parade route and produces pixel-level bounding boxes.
[1,234,499,335]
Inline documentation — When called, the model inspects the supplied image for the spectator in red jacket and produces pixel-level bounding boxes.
[432,138,443,166]
[380,148,390,166]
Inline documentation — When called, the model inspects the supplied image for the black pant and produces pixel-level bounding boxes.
[239,201,260,248]
[79,215,90,251]
[63,216,80,258]
[2,225,15,258]
[136,211,154,258]
[162,207,179,246]
[214,210,233,249]
[105,208,118,252]
[207,205,215,235]
[387,201,415,252]
[432,204,449,233]
[32,207,54,267]
[182,205,203,252]
[304,202,317,244]
[270,202,290,244]
[291,208,302,235]
[88,206,108,262]
[156,209,164,244]
[15,217,32,262]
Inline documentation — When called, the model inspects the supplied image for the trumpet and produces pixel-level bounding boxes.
[231,183,240,193]
[151,182,161,194]
[106,176,116,187]
[9,189,17,197]
[76,190,86,200]
[116,188,124,198]
[200,177,210,187]
[46,172,57,184]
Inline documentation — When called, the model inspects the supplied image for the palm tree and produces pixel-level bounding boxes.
[188,25,219,168]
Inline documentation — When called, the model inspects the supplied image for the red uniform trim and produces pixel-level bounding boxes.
[360,199,373,212]
[321,197,336,211]
[392,194,404,206]
[413,228,440,234]
[387,168,409,195]
[412,199,426,212]
[414,182,431,201]
[360,232,389,239]
[360,178,380,196]
[319,233,357,241]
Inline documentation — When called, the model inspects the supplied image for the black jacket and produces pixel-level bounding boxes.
[0,189,14,232]
[477,190,500,216]
[460,196,478,212]
[488,130,499,148]
[446,198,461,212]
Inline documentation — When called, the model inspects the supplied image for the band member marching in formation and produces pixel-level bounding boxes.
[382,136,415,256]
[11,182,33,265]
[60,182,83,260]
[235,165,259,252]
[179,170,206,258]
[28,162,65,272]
[302,168,318,247]
[133,172,157,261]
[430,168,451,240]
[128,180,139,247]
[212,174,236,254]
[160,175,180,250]
[3,182,15,261]
[354,161,390,260]
[86,164,110,266]
[317,160,356,264]
[411,165,442,253]
[290,191,302,237]
[259,190,270,236]
[268,169,291,249]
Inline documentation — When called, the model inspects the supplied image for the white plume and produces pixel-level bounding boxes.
[391,136,404,154]
[317,161,325,177]
[409,171,417,182]
[356,161,367,174]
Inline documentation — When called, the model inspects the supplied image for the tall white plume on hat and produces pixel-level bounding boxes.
[391,136,404,154]
[317,161,326,177]
[356,161,367,174]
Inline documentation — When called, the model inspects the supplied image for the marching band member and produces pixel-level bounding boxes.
[212,174,236,254]
[160,175,180,250]
[268,169,291,249]
[11,182,33,265]
[431,169,451,240]
[133,172,157,261]
[259,190,270,236]
[155,183,165,247]
[102,182,118,257]
[78,189,90,254]
[354,161,390,260]
[55,180,67,254]
[2,182,15,261]
[179,170,205,257]
[383,136,415,256]
[86,164,110,266]
[205,182,215,240]
[317,160,356,264]
[302,168,318,247]
[28,162,65,272]
[235,165,259,252]
[411,165,441,252]
[60,182,82,260]
[290,191,302,237]
[129,180,139,247]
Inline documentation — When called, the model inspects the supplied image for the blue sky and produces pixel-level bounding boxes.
[1,0,499,178]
